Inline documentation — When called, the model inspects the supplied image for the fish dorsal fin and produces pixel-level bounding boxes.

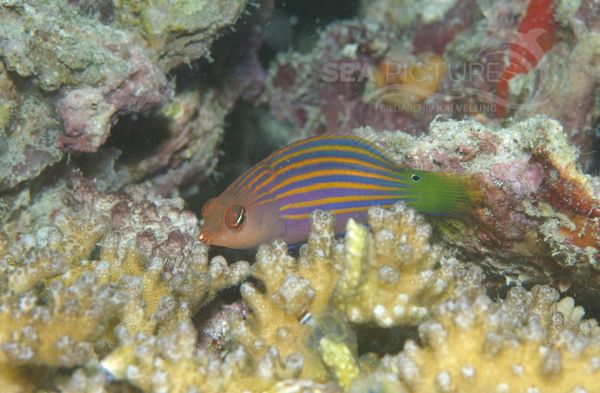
[344,128,401,166]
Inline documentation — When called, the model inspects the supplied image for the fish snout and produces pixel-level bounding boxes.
[198,231,209,243]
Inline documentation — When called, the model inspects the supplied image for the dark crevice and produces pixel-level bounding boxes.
[103,113,171,167]
[259,0,361,58]
[88,244,102,260]
[355,324,419,357]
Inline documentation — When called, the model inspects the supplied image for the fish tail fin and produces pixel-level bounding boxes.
[404,171,482,216]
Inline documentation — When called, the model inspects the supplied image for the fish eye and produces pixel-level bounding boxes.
[225,205,246,231]
[411,173,421,182]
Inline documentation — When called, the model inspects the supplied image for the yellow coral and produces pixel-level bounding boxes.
[333,204,481,327]
[2,166,598,393]
[319,337,359,390]
[0,258,124,367]
[2,212,109,295]
[102,319,311,393]
[351,286,600,392]
[234,281,328,383]
[232,204,480,391]
[0,363,35,393]
[0,178,250,391]
[102,320,231,392]
[101,210,342,392]
[231,212,342,385]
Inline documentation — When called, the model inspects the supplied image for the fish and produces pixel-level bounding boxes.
[199,134,481,249]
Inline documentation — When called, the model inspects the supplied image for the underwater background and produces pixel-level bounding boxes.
[0,0,599,391]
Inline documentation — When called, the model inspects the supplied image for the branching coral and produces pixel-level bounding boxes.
[216,204,483,390]
[102,316,339,393]
[229,212,340,385]
[98,204,478,392]
[102,319,251,393]
[350,286,600,393]
[0,174,249,391]
[0,176,599,392]
[226,204,600,392]
[333,204,483,327]
[0,259,125,367]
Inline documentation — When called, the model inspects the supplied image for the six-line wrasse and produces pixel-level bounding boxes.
[199,134,481,249]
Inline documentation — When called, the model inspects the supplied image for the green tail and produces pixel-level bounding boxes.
[399,170,482,216]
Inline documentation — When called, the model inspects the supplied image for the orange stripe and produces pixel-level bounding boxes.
[273,181,397,202]
[249,144,394,193]
[246,182,399,209]
[280,194,399,211]
[235,136,396,193]
[230,162,265,190]
[278,155,397,177]
[270,144,390,167]
[251,169,401,203]
[243,165,275,192]
[266,134,356,164]
[282,204,395,220]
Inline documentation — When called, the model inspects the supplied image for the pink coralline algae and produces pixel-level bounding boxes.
[0,2,170,154]
[56,42,168,153]
[0,0,252,196]
[267,20,423,139]
[366,115,599,289]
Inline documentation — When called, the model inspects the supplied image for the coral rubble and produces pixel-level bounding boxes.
[0,61,62,191]
[266,20,411,139]
[113,0,249,71]
[0,1,168,153]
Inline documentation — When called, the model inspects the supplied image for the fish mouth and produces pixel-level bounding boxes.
[198,232,209,243]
